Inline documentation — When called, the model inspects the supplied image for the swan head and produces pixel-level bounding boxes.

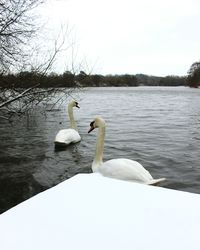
[69,100,80,108]
[88,117,105,133]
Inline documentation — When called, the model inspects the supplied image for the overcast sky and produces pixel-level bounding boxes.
[40,0,200,76]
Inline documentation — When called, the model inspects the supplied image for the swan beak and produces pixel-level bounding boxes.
[88,127,94,133]
[76,104,80,108]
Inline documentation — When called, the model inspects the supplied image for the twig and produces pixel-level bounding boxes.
[0,83,40,108]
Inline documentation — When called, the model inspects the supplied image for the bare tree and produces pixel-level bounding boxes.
[0,0,44,72]
[0,0,82,121]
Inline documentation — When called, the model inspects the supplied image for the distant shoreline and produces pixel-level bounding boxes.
[0,72,187,88]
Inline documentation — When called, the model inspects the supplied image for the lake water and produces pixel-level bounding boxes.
[0,86,200,213]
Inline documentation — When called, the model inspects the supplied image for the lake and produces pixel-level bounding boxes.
[0,86,200,213]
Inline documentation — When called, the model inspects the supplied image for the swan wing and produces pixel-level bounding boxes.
[55,129,81,145]
[98,158,153,183]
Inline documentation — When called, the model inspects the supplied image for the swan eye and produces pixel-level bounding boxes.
[90,121,95,127]
[75,102,80,108]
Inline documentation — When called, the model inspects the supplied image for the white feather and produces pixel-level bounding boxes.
[55,129,81,145]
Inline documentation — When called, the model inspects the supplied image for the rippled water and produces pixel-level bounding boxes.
[0,86,200,213]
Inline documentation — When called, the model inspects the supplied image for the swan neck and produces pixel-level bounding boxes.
[93,125,105,170]
[68,105,78,131]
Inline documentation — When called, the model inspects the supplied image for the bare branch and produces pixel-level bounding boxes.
[0,0,44,72]
[0,83,40,109]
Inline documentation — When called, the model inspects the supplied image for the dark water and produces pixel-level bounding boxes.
[0,86,200,213]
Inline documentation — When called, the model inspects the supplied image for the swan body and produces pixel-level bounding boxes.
[55,128,81,146]
[54,100,81,147]
[88,117,165,185]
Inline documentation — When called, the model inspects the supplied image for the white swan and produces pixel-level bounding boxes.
[54,100,81,147]
[88,117,165,185]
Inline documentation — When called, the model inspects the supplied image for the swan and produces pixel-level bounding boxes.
[54,100,81,147]
[88,117,165,185]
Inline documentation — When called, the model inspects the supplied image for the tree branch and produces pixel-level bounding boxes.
[0,83,40,108]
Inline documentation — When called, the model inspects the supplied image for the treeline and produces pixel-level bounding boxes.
[0,71,187,88]
[187,61,200,88]
[136,74,186,86]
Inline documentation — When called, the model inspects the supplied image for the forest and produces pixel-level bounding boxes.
[0,71,187,88]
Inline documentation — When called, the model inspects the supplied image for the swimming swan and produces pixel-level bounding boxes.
[54,100,81,147]
[88,117,165,185]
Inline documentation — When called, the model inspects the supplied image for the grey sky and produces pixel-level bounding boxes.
[40,0,200,76]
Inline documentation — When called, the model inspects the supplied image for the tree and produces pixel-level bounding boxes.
[0,0,81,121]
[187,61,200,88]
[0,0,43,73]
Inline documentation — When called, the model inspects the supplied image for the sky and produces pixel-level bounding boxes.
[38,0,200,76]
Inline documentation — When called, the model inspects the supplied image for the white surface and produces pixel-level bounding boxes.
[1,173,200,250]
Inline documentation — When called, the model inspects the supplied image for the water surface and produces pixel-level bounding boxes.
[0,86,200,213]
